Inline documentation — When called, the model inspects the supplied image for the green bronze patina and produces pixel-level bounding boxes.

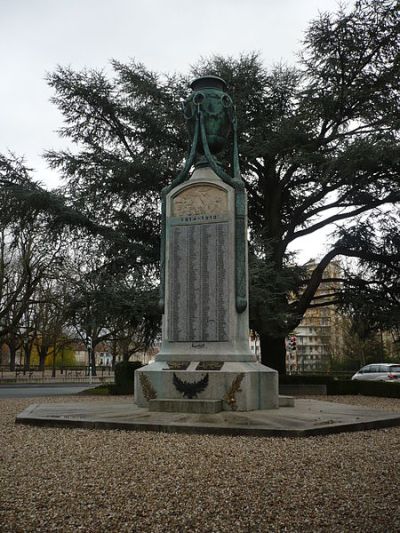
[159,75,247,314]
[184,76,233,160]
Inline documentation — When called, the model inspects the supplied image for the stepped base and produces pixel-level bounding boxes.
[279,395,295,407]
[149,396,294,413]
[149,399,223,414]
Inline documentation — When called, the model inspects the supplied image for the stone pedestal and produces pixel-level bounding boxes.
[135,167,279,412]
[136,361,278,411]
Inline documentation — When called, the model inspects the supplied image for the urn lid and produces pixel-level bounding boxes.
[190,75,227,92]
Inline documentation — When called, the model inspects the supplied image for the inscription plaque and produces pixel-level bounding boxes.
[168,220,229,342]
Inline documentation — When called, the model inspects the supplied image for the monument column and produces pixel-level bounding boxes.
[135,76,278,412]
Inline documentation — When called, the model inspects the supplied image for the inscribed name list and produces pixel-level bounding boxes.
[168,221,229,342]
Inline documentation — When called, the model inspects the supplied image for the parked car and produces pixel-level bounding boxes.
[351,363,400,382]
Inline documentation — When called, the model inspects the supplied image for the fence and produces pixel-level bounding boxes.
[0,365,114,384]
[287,370,355,379]
[0,365,354,384]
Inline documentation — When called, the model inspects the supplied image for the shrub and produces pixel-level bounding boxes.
[114,361,143,394]
[279,374,335,385]
[280,376,400,398]
[327,380,400,397]
[326,380,358,395]
[357,380,400,398]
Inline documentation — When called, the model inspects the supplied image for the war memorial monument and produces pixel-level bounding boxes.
[16,77,400,436]
[135,75,279,413]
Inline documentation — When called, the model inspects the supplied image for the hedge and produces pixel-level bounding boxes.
[327,380,400,398]
[279,374,335,385]
[280,375,400,398]
[114,361,143,395]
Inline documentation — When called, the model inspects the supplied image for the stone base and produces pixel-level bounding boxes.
[135,361,279,411]
[149,399,223,414]
[16,400,400,437]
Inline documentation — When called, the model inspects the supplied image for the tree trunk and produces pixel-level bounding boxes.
[52,345,56,378]
[260,333,287,375]
[38,345,48,371]
[23,342,32,373]
[111,338,117,370]
[9,345,17,371]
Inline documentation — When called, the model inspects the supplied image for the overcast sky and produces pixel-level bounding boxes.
[1,0,349,261]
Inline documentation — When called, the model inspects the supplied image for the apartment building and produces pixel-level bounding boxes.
[286,260,344,372]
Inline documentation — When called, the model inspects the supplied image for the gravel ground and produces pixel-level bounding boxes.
[1,395,400,533]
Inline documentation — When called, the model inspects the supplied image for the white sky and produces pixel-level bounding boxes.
[0,0,349,262]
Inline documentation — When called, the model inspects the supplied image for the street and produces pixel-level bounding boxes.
[0,384,98,399]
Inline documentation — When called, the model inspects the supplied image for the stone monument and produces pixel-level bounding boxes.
[135,76,278,412]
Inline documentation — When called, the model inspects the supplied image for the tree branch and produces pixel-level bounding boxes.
[293,245,400,320]
[307,299,341,309]
[288,193,400,243]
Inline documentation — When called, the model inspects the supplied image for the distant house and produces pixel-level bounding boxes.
[1,343,9,365]
[72,339,160,367]
[72,341,112,366]
[73,343,87,365]
[129,339,161,365]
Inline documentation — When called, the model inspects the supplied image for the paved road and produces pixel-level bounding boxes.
[0,384,98,399]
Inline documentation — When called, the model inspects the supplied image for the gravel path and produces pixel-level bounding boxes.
[1,395,400,532]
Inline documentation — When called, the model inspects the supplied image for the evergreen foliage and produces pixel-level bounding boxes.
[339,214,400,337]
